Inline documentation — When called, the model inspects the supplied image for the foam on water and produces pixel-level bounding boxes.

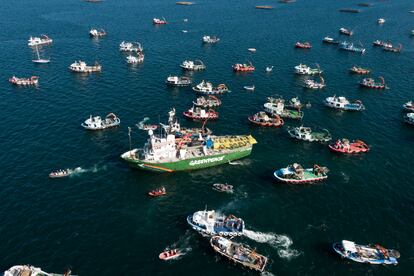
[70,164,107,176]
[244,230,301,260]
[136,117,150,130]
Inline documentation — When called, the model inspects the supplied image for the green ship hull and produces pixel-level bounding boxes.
[122,147,252,172]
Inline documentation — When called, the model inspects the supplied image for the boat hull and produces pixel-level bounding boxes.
[122,147,252,172]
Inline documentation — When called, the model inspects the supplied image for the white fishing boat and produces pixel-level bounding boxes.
[404,113,414,125]
[180,60,206,71]
[265,66,274,72]
[119,41,143,52]
[192,80,229,95]
[295,64,322,75]
[126,52,144,64]
[243,85,255,91]
[247,48,257,52]
[69,61,101,73]
[377,18,385,24]
[81,113,120,130]
[187,209,244,236]
[166,75,192,86]
[4,265,72,276]
[403,101,414,112]
[32,45,50,64]
[28,35,53,47]
[304,76,325,89]
[324,96,365,111]
[89,28,106,37]
[202,35,220,43]
[287,126,332,142]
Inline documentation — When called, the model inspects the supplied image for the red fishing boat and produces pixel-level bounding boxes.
[183,106,219,121]
[295,42,312,49]
[360,77,386,89]
[232,62,255,72]
[153,17,167,25]
[248,112,284,127]
[9,76,39,86]
[148,186,166,197]
[159,249,181,260]
[329,139,369,154]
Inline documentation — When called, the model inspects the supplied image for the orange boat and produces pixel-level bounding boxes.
[248,112,284,127]
[148,187,166,197]
[233,62,255,72]
[329,139,369,154]
[159,249,181,260]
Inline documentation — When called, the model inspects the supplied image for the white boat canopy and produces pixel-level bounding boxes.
[342,240,357,252]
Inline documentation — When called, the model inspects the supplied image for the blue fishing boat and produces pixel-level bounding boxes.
[333,240,400,265]
[187,209,244,237]
[324,96,365,111]
[339,41,366,54]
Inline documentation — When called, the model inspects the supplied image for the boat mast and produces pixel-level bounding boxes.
[35,45,40,60]
[128,127,132,152]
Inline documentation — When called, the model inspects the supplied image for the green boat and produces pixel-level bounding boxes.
[264,97,304,120]
[121,130,257,172]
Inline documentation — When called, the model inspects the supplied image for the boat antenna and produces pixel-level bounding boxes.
[128,127,132,152]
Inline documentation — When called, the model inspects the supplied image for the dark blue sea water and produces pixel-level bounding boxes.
[1,0,414,275]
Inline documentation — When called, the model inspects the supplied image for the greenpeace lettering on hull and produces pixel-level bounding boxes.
[189,156,225,166]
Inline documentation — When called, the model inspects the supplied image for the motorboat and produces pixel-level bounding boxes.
[333,240,400,265]
[49,169,72,178]
[4,265,72,276]
[243,85,255,91]
[9,76,39,86]
[324,96,365,111]
[192,80,229,95]
[166,75,191,86]
[294,64,322,75]
[81,113,120,130]
[153,17,167,24]
[202,35,220,43]
[183,106,219,121]
[212,183,233,193]
[377,18,385,24]
[233,62,255,72]
[69,61,101,73]
[247,48,257,52]
[180,60,206,71]
[126,52,144,64]
[404,113,414,125]
[89,28,106,37]
[193,95,221,108]
[339,27,353,36]
[210,236,268,272]
[372,40,392,48]
[264,97,304,119]
[383,44,402,53]
[349,66,370,74]
[187,210,244,236]
[287,126,332,142]
[274,163,329,184]
[403,101,414,112]
[323,36,340,44]
[28,35,53,47]
[119,41,143,52]
[329,139,369,154]
[360,77,386,89]
[265,66,274,72]
[149,186,166,197]
[248,112,284,127]
[295,42,312,49]
[304,76,325,89]
[340,41,366,54]
[159,249,181,260]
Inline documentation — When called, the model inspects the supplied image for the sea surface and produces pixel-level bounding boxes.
[0,0,413,275]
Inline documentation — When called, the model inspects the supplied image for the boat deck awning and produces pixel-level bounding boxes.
[342,240,357,252]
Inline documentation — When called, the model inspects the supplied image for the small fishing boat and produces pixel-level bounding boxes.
[340,41,366,54]
[177,1,194,5]
[265,66,273,72]
[149,186,166,197]
[192,80,229,95]
[304,76,325,89]
[212,183,233,193]
[210,236,268,272]
[126,52,144,64]
[243,85,255,91]
[69,61,101,73]
[233,62,255,72]
[81,113,120,130]
[202,35,220,44]
[333,240,400,265]
[324,96,365,111]
[32,45,50,64]
[89,28,106,37]
[264,97,304,120]
[49,169,72,178]
[286,97,303,110]
[349,66,370,74]
[295,42,312,49]
[159,249,181,260]
[294,64,322,75]
[166,75,191,86]
[287,126,331,142]
[180,60,206,71]
[248,112,284,127]
[383,44,402,53]
[329,139,369,154]
[187,210,244,236]
[4,265,72,276]
[377,18,385,24]
[404,113,414,125]
[255,5,273,10]
[153,17,167,24]
[274,163,328,184]
[247,48,257,52]
[339,28,353,36]
[403,101,414,111]
[9,76,39,86]
[372,40,392,48]
[323,36,340,44]
[359,77,386,89]
[119,41,143,52]
[183,106,219,121]
[28,35,53,47]
[193,95,222,108]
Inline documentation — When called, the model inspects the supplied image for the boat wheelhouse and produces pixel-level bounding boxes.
[187,210,244,236]
[81,113,120,130]
[274,163,329,184]
[287,126,331,142]
[324,96,365,111]
[166,75,191,86]
[339,27,353,36]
